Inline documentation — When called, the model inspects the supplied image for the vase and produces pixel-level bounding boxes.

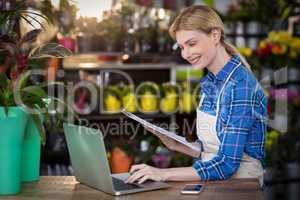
[21,114,42,182]
[0,107,28,195]
[110,147,133,173]
[59,36,75,52]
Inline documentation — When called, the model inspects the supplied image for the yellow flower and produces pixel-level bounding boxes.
[265,130,279,151]
[105,94,121,113]
[122,93,137,112]
[268,31,292,44]
[140,91,158,112]
[290,38,300,54]
[180,92,193,113]
[160,93,177,113]
[259,41,268,49]
[237,47,253,57]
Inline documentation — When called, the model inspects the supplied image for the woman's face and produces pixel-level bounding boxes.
[176,30,218,69]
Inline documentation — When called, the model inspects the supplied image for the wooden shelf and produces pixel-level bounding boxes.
[78,112,177,121]
[225,33,267,38]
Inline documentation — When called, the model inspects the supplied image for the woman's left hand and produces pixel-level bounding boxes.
[125,164,166,184]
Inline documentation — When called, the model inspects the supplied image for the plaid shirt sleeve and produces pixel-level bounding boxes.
[192,75,257,181]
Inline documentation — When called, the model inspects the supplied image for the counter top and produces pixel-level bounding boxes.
[0,176,263,200]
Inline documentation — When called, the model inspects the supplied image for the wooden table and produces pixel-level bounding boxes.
[0,176,263,200]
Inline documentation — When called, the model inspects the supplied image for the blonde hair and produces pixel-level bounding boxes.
[169,5,251,70]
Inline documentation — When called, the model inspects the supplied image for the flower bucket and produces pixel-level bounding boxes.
[0,107,28,195]
[21,114,42,182]
[110,147,133,173]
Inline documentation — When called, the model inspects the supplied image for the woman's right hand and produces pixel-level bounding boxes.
[144,126,179,151]
[143,126,201,158]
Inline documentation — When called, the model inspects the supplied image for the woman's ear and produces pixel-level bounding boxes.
[210,28,221,46]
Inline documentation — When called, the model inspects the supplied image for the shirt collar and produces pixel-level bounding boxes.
[215,55,241,82]
[201,55,241,85]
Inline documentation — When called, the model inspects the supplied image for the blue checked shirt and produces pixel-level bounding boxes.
[192,55,267,181]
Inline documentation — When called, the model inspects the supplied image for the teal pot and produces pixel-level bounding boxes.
[21,114,42,182]
[0,107,28,195]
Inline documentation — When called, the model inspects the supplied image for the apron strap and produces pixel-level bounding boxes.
[197,93,205,109]
[215,62,242,119]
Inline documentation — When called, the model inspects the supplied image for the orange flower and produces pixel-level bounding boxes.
[271,44,287,55]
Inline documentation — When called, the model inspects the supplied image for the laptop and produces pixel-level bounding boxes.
[63,123,170,196]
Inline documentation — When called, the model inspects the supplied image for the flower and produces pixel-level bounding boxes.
[265,130,280,152]
[0,3,72,144]
[268,31,292,44]
[237,47,253,57]
[271,43,287,55]
[290,38,300,58]
[256,31,300,68]
[257,41,272,58]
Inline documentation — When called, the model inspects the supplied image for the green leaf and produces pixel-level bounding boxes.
[0,73,9,89]
[281,7,291,20]
[30,113,46,145]
[21,14,45,30]
[18,73,29,90]
[29,43,72,59]
[4,106,9,116]
[0,73,14,115]
[22,85,47,99]
[0,2,26,27]
[21,10,48,21]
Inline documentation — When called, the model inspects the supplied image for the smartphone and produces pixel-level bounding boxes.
[181,184,204,194]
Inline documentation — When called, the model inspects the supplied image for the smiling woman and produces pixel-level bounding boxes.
[126,5,267,186]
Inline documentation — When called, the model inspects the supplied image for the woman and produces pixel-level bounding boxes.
[126,5,267,184]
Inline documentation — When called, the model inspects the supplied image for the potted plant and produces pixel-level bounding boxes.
[0,74,28,195]
[0,2,71,195]
[179,81,194,113]
[160,83,178,114]
[151,146,171,168]
[103,85,122,113]
[109,141,134,173]
[136,82,160,113]
[98,13,126,52]
[121,84,137,113]
[256,31,300,81]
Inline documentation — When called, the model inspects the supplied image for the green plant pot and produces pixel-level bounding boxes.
[0,107,28,195]
[21,114,42,182]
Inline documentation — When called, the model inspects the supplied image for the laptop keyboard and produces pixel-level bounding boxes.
[112,177,142,191]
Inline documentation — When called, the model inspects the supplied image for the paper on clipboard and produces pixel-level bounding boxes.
[121,109,201,152]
